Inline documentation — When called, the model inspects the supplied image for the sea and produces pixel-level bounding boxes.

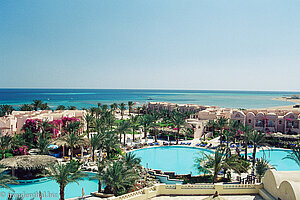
[0,89,299,110]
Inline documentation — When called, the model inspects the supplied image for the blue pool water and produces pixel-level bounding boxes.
[1,173,98,200]
[134,147,300,176]
[133,146,213,175]
[256,149,300,171]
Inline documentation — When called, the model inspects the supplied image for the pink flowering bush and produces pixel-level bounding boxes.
[49,119,63,138]
[13,145,28,155]
[61,117,81,134]
[22,119,42,133]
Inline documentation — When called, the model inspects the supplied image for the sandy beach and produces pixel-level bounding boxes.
[261,97,300,111]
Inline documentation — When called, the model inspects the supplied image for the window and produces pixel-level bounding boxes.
[269,120,274,127]
[248,119,252,123]
[279,120,282,125]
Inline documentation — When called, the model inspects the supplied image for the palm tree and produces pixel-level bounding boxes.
[136,106,142,115]
[89,107,98,117]
[66,121,82,135]
[229,120,242,135]
[216,116,228,145]
[130,115,140,142]
[140,114,154,143]
[141,104,147,114]
[84,114,94,139]
[101,104,109,113]
[63,133,85,160]
[56,105,66,110]
[0,105,14,117]
[94,118,106,134]
[11,134,25,151]
[119,103,126,119]
[150,111,160,142]
[195,147,249,183]
[241,125,252,160]
[122,152,141,169]
[223,129,234,152]
[37,132,51,155]
[40,120,53,135]
[67,106,77,110]
[128,101,134,116]
[0,135,12,159]
[207,120,217,137]
[19,104,33,111]
[249,131,266,166]
[102,132,120,160]
[101,161,138,196]
[45,162,87,200]
[110,103,118,114]
[115,120,131,145]
[283,145,300,166]
[106,111,115,131]
[170,111,186,144]
[0,172,18,192]
[40,103,50,110]
[89,159,107,192]
[255,157,270,182]
[90,133,105,161]
[31,100,43,111]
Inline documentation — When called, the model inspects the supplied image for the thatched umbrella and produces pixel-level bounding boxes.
[51,135,90,146]
[51,135,90,157]
[0,155,57,171]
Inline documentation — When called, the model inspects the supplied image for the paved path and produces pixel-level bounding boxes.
[151,194,263,200]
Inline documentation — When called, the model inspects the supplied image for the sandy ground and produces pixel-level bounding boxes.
[255,97,300,111]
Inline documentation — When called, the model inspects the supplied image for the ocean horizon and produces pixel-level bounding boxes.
[0,88,299,110]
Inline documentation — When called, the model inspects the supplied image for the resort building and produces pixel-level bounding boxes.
[231,110,300,134]
[148,102,207,113]
[0,110,87,135]
[150,102,300,136]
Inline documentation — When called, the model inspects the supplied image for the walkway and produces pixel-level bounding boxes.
[151,194,263,200]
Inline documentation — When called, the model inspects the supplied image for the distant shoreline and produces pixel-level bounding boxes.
[260,97,300,110]
[272,97,300,104]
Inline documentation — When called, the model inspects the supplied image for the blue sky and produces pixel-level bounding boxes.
[1,0,300,91]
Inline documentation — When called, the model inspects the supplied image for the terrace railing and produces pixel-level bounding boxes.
[105,183,263,200]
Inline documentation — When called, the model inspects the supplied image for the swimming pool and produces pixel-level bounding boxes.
[133,146,213,175]
[1,173,98,200]
[133,146,300,176]
[2,148,299,199]
[256,149,300,171]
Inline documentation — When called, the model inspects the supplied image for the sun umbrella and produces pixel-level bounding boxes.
[0,155,57,170]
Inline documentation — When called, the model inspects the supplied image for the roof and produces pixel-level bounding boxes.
[0,155,57,170]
